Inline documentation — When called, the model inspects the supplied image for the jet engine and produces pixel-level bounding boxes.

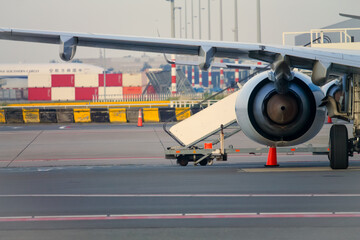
[235,71,326,147]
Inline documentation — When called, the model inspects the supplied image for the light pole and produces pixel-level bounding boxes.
[234,0,238,42]
[166,0,177,94]
[208,0,211,40]
[167,0,176,38]
[102,49,107,101]
[220,0,223,41]
[207,0,212,89]
[191,0,194,39]
[185,0,188,38]
[191,0,195,88]
[198,0,201,39]
[257,0,261,43]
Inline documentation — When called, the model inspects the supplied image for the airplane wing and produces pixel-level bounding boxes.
[1,28,360,85]
[339,13,360,20]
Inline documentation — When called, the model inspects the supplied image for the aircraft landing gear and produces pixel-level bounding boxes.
[329,124,349,169]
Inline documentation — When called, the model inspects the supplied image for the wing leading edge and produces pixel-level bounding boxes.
[1,28,360,83]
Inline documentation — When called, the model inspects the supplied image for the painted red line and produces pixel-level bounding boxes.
[1,213,360,222]
[43,129,158,134]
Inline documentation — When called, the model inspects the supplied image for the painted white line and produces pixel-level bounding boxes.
[254,194,314,197]
[0,216,32,219]
[334,212,360,215]
[1,212,360,222]
[34,214,107,219]
[36,168,53,172]
[186,212,258,216]
[111,213,183,217]
[312,194,360,197]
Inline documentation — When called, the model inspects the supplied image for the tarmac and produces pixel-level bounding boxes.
[0,123,360,239]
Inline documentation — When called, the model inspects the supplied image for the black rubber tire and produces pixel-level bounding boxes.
[199,159,208,166]
[329,124,349,169]
[177,156,189,166]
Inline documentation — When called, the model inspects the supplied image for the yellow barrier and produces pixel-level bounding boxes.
[0,110,5,123]
[73,109,91,123]
[175,107,191,121]
[22,109,40,123]
[143,108,160,122]
[109,108,127,123]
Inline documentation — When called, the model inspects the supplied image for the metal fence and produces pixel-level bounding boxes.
[0,88,28,101]
[92,93,207,102]
[93,89,238,103]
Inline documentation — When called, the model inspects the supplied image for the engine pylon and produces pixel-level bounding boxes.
[137,109,143,127]
[265,147,279,167]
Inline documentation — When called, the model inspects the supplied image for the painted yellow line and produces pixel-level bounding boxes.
[239,166,360,173]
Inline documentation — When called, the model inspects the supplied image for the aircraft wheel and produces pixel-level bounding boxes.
[177,156,189,166]
[329,124,349,169]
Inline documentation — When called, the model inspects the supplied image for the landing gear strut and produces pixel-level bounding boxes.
[329,124,349,169]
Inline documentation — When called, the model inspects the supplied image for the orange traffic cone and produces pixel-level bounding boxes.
[265,147,279,167]
[327,116,332,124]
[137,109,143,127]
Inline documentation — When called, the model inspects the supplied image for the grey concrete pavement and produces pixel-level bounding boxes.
[0,123,355,168]
[0,123,360,239]
[0,165,360,239]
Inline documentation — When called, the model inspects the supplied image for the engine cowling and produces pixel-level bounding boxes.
[235,71,326,147]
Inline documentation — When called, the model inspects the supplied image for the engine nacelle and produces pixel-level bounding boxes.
[235,71,326,147]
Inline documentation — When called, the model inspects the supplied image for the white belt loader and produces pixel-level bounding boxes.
[164,82,329,167]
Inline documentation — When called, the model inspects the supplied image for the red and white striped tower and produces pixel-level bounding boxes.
[171,55,177,94]
[235,59,239,83]
[208,68,212,88]
[199,69,202,87]
[220,59,225,88]
[191,66,195,87]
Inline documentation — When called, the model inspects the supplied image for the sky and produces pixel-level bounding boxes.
[0,0,359,63]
